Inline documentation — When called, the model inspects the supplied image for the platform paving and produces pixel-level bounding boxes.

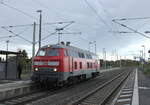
[138,70,150,105]
[0,80,14,84]
[0,80,32,89]
[0,80,38,101]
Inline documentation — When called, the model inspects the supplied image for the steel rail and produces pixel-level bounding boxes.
[72,70,132,105]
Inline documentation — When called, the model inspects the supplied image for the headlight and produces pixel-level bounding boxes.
[35,68,39,71]
[53,68,57,72]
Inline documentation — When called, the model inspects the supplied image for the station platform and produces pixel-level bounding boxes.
[0,80,32,89]
[0,80,39,101]
[138,70,150,105]
[0,79,30,84]
[100,67,120,73]
[0,80,14,84]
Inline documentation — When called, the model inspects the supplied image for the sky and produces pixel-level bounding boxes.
[0,0,150,60]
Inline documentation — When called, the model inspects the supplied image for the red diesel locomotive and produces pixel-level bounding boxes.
[31,42,100,85]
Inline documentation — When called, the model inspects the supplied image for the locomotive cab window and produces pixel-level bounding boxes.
[37,49,46,56]
[47,49,59,56]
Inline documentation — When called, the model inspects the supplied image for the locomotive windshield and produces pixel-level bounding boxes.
[36,48,59,56]
[47,48,59,56]
[36,49,46,56]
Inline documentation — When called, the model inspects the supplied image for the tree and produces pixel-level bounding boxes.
[18,49,29,70]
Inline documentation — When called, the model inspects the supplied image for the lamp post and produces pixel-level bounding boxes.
[88,41,97,55]
[6,40,9,51]
[141,45,146,61]
[5,40,9,79]
[140,50,144,70]
[103,48,107,69]
[120,56,122,67]
[93,41,96,55]
[88,42,92,52]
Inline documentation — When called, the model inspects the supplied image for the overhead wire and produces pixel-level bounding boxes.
[31,0,89,43]
[0,0,76,46]
[29,0,68,40]
[1,27,33,44]
[31,0,68,21]
[83,0,125,48]
[114,17,150,21]
[2,21,75,28]
[83,0,112,30]
[112,20,150,39]
[97,0,124,41]
[0,35,17,39]
[0,0,37,20]
[40,21,75,42]
[0,0,61,41]
[112,17,150,33]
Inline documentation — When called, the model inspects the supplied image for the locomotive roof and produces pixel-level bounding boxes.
[42,44,96,55]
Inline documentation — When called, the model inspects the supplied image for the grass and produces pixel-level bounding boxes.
[21,73,31,80]
[143,67,150,77]
[21,69,31,80]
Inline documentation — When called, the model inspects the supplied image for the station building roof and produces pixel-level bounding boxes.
[0,50,20,55]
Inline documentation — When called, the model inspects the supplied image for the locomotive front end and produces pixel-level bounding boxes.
[31,46,64,83]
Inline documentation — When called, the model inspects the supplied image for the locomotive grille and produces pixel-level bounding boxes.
[34,67,59,76]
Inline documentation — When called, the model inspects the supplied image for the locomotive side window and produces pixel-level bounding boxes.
[47,49,59,56]
[67,50,71,56]
[91,63,93,68]
[81,53,85,58]
[86,54,89,59]
[74,51,79,58]
[71,50,74,57]
[66,49,79,58]
[65,50,69,56]
[74,62,77,69]
[89,54,92,59]
[72,50,78,57]
[37,49,46,56]
[79,62,82,69]
[78,52,85,58]
[87,62,90,68]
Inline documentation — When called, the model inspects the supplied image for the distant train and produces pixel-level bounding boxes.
[31,42,100,86]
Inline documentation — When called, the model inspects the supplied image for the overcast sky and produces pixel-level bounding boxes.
[0,0,150,60]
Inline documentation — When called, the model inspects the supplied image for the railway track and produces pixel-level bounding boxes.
[0,68,131,105]
[72,70,132,105]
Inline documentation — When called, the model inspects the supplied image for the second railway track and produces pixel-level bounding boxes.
[72,70,132,105]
